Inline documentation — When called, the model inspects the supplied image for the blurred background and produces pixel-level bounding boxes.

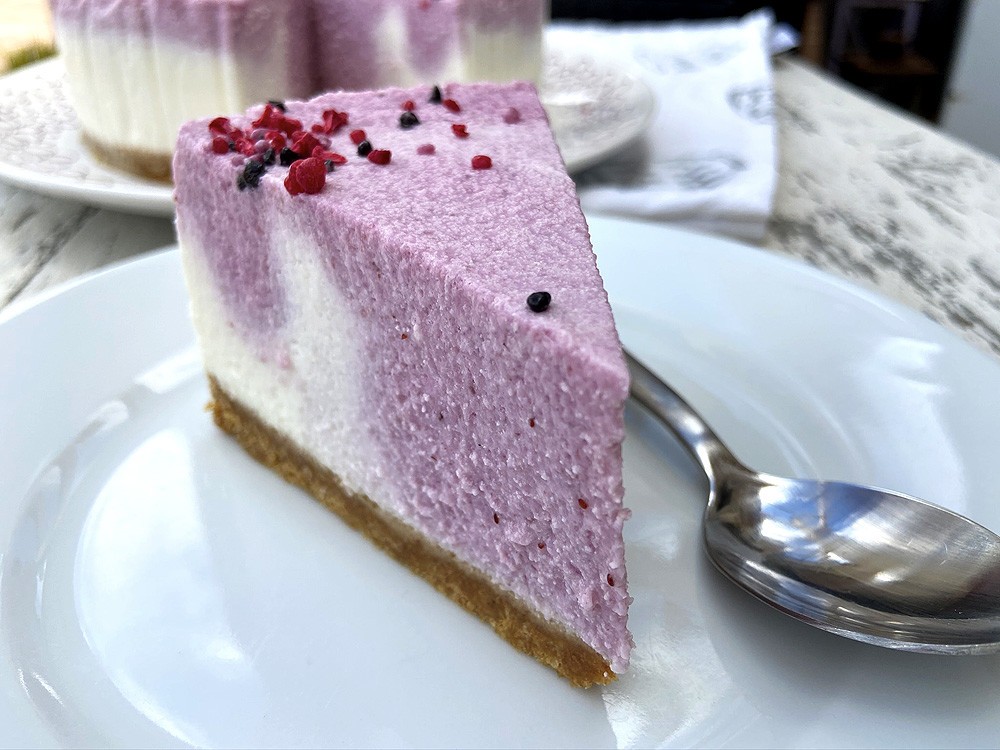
[549,0,1000,160]
[2,0,996,158]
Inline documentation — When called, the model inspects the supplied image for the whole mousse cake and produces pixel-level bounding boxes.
[173,81,632,686]
[49,0,547,180]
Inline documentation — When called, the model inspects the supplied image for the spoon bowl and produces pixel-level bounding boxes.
[626,350,1000,653]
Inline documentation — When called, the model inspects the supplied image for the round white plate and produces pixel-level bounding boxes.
[0,45,652,217]
[3,216,1000,748]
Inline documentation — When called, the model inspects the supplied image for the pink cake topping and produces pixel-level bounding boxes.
[52,1,547,94]
[174,81,633,672]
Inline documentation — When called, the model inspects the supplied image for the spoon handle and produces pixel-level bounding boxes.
[624,349,743,483]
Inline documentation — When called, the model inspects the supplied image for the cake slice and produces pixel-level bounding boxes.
[173,81,632,686]
[50,0,546,180]
[50,0,315,180]
[311,0,546,92]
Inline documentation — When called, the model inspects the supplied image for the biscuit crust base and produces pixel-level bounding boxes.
[82,131,173,183]
[208,375,616,688]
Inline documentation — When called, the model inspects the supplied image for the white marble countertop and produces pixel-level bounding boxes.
[2,56,999,365]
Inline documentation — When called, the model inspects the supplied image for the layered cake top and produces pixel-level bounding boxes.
[49,0,545,67]
[175,82,626,373]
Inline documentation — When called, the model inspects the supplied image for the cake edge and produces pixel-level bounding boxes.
[82,131,173,183]
[207,374,617,688]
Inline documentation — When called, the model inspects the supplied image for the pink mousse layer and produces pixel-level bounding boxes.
[174,82,632,671]
[51,0,544,90]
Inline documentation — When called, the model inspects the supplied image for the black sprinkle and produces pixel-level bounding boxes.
[357,140,373,157]
[429,84,442,104]
[324,159,336,172]
[261,147,276,166]
[526,291,551,312]
[267,99,287,112]
[279,147,302,166]
[400,111,420,129]
[238,159,267,190]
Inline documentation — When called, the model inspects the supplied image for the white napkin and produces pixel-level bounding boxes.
[549,11,780,242]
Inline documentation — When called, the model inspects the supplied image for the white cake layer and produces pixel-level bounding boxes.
[374,6,543,87]
[57,27,291,155]
[179,222,395,512]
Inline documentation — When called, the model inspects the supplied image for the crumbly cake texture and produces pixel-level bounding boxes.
[174,81,632,684]
[209,377,615,686]
[50,0,546,176]
[81,133,173,182]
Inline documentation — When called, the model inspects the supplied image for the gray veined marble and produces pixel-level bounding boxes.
[766,57,1000,359]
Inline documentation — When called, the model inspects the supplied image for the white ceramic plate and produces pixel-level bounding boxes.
[0,44,652,217]
[3,216,1000,748]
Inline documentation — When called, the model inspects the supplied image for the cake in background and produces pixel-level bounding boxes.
[173,80,632,686]
[49,0,548,180]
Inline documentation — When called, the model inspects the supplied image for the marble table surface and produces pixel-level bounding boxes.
[2,55,1000,366]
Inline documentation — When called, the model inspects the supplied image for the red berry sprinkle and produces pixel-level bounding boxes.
[402,99,416,111]
[578,498,589,509]
[233,137,256,156]
[311,146,347,165]
[607,574,615,587]
[210,136,230,154]
[248,103,302,136]
[276,116,303,136]
[503,107,521,124]
[350,129,367,145]
[416,143,436,155]
[313,108,349,135]
[451,123,469,138]
[367,149,392,165]
[285,156,326,195]
[208,116,234,135]
[283,172,303,196]
[471,154,493,170]
[291,131,322,156]
[443,98,461,113]
[252,104,281,130]
[265,130,287,151]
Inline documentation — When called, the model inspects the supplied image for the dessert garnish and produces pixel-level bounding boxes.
[526,291,551,311]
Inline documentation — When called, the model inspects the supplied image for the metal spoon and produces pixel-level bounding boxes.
[625,350,1000,653]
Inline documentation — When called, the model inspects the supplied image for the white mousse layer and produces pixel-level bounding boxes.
[373,7,543,87]
[57,26,291,155]
[179,223,394,511]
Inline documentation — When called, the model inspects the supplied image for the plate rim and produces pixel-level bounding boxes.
[0,42,654,217]
[3,216,1000,748]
